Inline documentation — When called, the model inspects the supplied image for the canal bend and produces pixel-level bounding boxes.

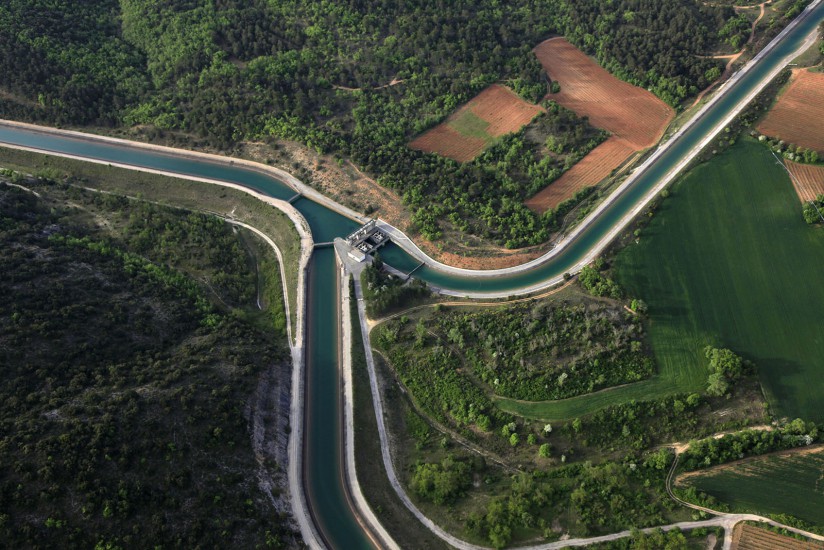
[0,3,822,547]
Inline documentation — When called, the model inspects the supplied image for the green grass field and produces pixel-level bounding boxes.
[615,139,824,422]
[448,111,494,142]
[499,139,824,421]
[679,446,824,525]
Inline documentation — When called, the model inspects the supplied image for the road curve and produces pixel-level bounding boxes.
[666,454,824,550]
[0,1,822,546]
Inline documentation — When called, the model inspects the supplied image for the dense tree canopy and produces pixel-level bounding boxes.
[0,182,296,547]
[0,0,757,246]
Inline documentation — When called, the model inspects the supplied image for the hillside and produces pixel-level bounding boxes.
[0,180,299,548]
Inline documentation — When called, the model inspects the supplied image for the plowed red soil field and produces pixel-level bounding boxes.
[786,160,824,202]
[409,124,488,163]
[732,523,823,550]
[527,38,675,212]
[757,70,824,154]
[466,84,544,136]
[409,84,544,162]
[534,38,674,148]
[525,137,636,211]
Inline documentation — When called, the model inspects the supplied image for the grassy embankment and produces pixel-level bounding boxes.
[678,446,824,526]
[349,280,451,549]
[498,139,824,421]
[0,145,302,340]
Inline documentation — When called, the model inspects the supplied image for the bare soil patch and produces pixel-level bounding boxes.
[525,137,636,211]
[757,70,824,154]
[527,38,674,212]
[785,160,824,202]
[732,523,824,550]
[408,124,487,162]
[534,38,674,149]
[409,84,544,162]
[466,84,545,136]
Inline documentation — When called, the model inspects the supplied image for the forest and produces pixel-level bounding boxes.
[0,181,296,547]
[361,256,430,316]
[0,0,772,247]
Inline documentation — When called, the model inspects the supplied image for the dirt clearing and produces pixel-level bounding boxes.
[757,69,824,154]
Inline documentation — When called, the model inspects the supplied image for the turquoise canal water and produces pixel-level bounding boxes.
[0,4,821,546]
[304,248,374,548]
[2,0,823,293]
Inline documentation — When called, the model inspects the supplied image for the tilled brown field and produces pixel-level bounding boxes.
[785,160,824,202]
[534,38,674,149]
[732,523,824,550]
[409,84,544,162]
[466,84,544,136]
[525,137,635,211]
[757,70,824,154]
[527,38,674,213]
[409,124,488,162]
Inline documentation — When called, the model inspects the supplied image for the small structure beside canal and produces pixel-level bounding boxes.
[344,219,389,262]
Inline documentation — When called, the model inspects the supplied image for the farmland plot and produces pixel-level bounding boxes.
[757,70,824,154]
[526,38,674,211]
[733,523,824,550]
[786,160,824,202]
[525,137,635,212]
[409,84,543,162]
[679,446,824,527]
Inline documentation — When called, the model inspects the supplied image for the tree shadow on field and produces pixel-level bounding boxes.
[751,356,812,420]
[649,299,690,319]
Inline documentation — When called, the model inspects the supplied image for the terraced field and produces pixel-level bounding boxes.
[680,447,824,527]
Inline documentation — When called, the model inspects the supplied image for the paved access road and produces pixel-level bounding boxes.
[0,0,822,546]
